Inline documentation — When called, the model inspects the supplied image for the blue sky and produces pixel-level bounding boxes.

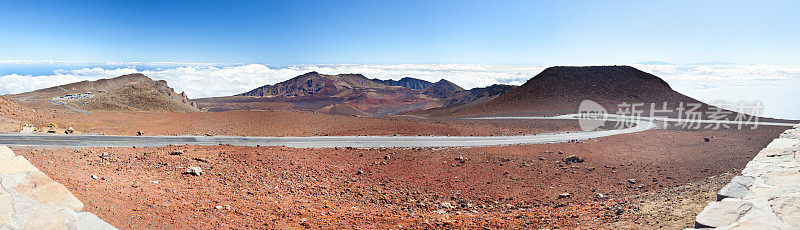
[1,0,798,65]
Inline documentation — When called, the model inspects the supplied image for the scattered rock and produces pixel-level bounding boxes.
[564,155,584,164]
[440,202,454,209]
[355,170,364,175]
[704,137,711,142]
[185,166,204,176]
[558,193,573,199]
[193,157,208,163]
[717,176,754,201]
[627,179,637,184]
[91,175,99,180]
[137,131,144,136]
[455,156,468,163]
[170,150,184,155]
[694,200,752,228]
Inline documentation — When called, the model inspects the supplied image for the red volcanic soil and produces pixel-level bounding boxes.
[14,126,786,229]
[44,110,581,136]
[317,103,370,116]
[0,95,45,132]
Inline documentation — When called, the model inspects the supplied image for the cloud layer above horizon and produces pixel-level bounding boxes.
[1,62,799,119]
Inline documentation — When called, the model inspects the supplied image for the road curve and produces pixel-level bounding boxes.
[0,117,655,148]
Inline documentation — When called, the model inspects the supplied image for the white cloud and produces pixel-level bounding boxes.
[632,64,800,120]
[0,68,140,95]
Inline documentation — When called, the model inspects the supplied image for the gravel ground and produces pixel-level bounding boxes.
[601,171,737,229]
[40,110,582,137]
[10,127,784,229]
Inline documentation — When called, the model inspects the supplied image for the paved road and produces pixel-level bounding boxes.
[470,114,798,127]
[0,117,655,148]
[47,100,90,114]
[1,115,793,148]
[16,95,91,114]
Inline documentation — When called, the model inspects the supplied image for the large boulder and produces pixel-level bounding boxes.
[717,176,755,201]
[695,199,752,228]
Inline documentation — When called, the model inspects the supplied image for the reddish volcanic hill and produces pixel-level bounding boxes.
[423,79,465,99]
[370,77,434,90]
[442,84,516,107]
[201,72,514,116]
[406,84,518,118]
[455,66,709,116]
[236,72,389,98]
[8,73,198,113]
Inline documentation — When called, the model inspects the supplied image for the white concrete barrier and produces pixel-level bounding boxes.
[692,124,800,229]
[0,145,115,229]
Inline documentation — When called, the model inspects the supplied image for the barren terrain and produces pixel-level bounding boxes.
[13,127,784,229]
[40,110,582,137]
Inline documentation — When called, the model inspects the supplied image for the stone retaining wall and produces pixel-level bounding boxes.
[0,145,115,229]
[693,124,800,229]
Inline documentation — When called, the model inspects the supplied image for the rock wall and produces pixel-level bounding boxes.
[693,123,800,229]
[0,145,115,229]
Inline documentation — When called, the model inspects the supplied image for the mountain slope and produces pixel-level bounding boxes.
[402,84,517,118]
[236,72,388,98]
[455,66,709,116]
[370,77,434,90]
[317,103,370,116]
[75,83,198,112]
[423,79,465,99]
[0,96,38,132]
[442,84,517,107]
[8,73,198,113]
[202,72,515,116]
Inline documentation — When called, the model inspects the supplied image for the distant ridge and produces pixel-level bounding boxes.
[442,84,516,107]
[370,77,433,90]
[423,79,465,99]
